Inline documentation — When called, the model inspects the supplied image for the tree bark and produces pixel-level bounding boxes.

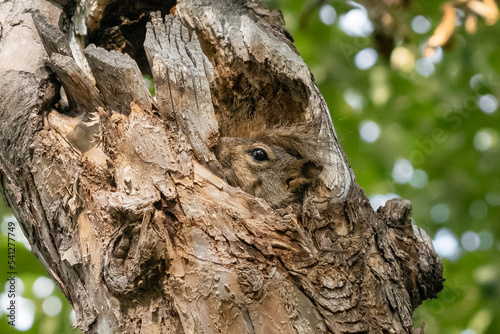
[0,0,443,333]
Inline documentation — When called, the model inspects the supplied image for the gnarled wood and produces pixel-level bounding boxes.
[144,13,219,165]
[84,44,155,115]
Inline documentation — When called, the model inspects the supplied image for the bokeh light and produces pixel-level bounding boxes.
[415,58,435,77]
[359,120,381,143]
[354,48,378,70]
[478,230,495,251]
[469,74,484,89]
[412,15,432,34]
[461,329,477,334]
[344,88,364,110]
[410,169,428,188]
[430,203,450,223]
[392,159,414,184]
[319,4,337,26]
[474,130,493,151]
[461,231,481,252]
[369,193,400,210]
[0,295,36,331]
[4,277,24,296]
[338,5,373,37]
[33,276,56,299]
[433,228,461,260]
[426,46,443,64]
[391,46,415,72]
[42,296,63,317]
[478,94,498,114]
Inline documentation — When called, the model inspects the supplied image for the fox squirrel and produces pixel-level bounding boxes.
[215,124,323,207]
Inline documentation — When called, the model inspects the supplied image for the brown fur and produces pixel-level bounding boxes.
[215,124,323,208]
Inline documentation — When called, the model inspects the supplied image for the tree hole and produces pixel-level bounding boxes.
[87,0,177,75]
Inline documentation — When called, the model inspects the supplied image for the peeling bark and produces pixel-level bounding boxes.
[0,0,443,333]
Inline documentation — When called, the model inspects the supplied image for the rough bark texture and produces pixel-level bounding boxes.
[0,0,443,333]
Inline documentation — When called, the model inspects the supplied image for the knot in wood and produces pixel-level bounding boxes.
[237,267,264,299]
[377,198,413,227]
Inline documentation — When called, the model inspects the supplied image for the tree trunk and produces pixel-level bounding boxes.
[0,0,443,333]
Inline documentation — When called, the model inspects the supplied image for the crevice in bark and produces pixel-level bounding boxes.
[86,0,177,75]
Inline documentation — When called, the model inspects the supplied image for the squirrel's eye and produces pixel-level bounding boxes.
[248,148,269,161]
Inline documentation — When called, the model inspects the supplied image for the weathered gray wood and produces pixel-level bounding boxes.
[48,53,104,113]
[84,44,155,115]
[45,53,102,153]
[32,9,72,58]
[144,13,219,165]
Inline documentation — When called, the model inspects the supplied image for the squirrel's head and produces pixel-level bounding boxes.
[215,136,322,208]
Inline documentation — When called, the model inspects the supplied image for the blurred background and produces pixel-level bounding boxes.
[1,0,499,333]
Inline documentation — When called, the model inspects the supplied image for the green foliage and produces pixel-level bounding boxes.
[1,1,499,332]
[264,0,500,333]
[144,75,155,96]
